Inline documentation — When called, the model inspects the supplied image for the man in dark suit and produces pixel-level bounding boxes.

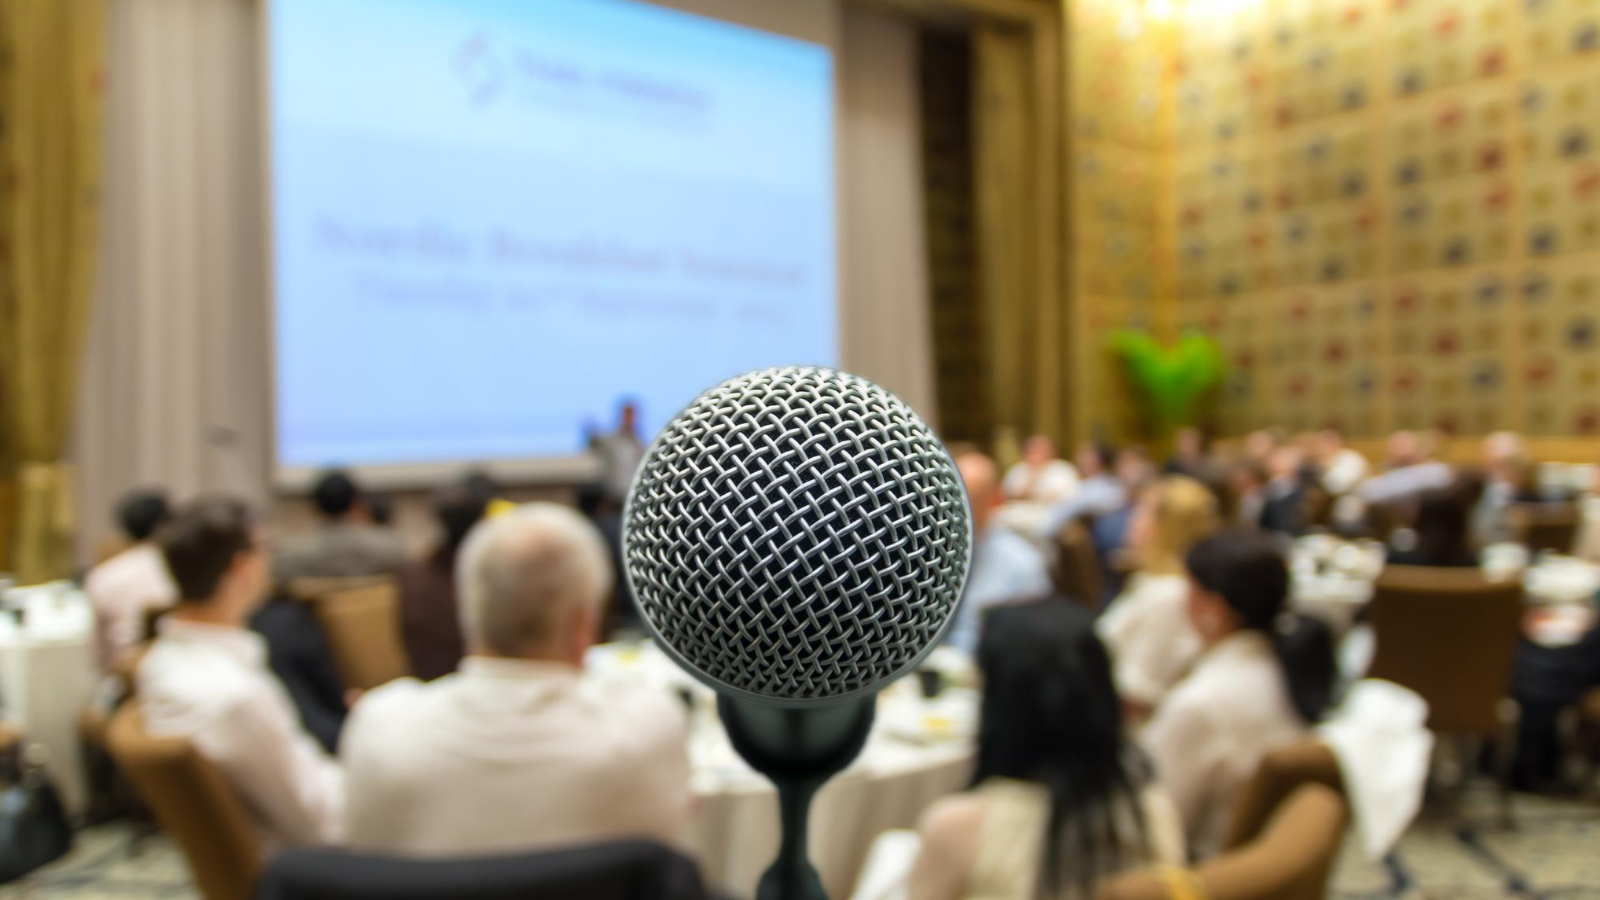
[1259,446,1309,537]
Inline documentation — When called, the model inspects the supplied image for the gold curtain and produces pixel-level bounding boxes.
[972,17,1066,449]
[0,0,105,582]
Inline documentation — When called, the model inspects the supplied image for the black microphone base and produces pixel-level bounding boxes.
[717,694,877,900]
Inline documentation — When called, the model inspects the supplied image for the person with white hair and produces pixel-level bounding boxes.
[340,503,691,856]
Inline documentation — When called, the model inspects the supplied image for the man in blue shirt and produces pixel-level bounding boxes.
[948,451,1052,653]
[1037,442,1128,542]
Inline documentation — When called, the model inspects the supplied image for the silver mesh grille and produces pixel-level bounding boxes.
[623,367,972,704]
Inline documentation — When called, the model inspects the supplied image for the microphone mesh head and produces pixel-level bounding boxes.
[623,367,972,704]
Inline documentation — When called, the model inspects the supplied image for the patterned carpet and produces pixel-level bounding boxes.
[2,784,1597,899]
[1327,785,1600,900]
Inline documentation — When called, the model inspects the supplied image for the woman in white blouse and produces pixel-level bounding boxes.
[909,602,1184,900]
[1097,476,1221,716]
[1142,531,1338,859]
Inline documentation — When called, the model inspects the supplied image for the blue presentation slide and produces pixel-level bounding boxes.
[269,0,836,469]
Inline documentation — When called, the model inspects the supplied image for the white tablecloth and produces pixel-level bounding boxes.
[587,643,975,899]
[0,583,98,813]
[1289,538,1600,646]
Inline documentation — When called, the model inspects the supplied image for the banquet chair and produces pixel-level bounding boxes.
[106,702,261,900]
[1222,739,1345,852]
[293,578,411,691]
[1513,503,1580,556]
[1096,784,1348,900]
[1367,565,1523,824]
[255,840,711,900]
[1052,518,1105,612]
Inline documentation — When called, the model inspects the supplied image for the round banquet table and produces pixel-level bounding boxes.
[1288,537,1600,647]
[0,583,98,814]
[586,642,976,900]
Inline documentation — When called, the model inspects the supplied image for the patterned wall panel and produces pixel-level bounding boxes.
[1070,0,1175,442]
[1517,258,1600,436]
[1155,0,1600,438]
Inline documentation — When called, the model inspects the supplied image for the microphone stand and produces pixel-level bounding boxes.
[717,693,877,900]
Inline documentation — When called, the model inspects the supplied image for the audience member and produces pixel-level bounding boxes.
[1578,461,1600,564]
[595,399,647,507]
[909,602,1184,900]
[1038,442,1126,540]
[251,590,350,755]
[1088,446,1159,605]
[1143,532,1337,858]
[1472,431,1538,547]
[1388,488,1478,568]
[274,470,407,585]
[1315,429,1369,496]
[1512,621,1600,790]
[949,452,1052,653]
[365,492,394,527]
[1098,477,1221,715]
[140,497,343,847]
[576,481,636,631]
[461,468,502,504]
[1258,446,1309,537]
[1002,435,1080,505]
[1358,430,1453,507]
[396,484,488,681]
[1224,459,1268,530]
[1164,427,1215,483]
[341,503,690,855]
[1092,446,1155,547]
[1242,428,1282,465]
[84,489,176,671]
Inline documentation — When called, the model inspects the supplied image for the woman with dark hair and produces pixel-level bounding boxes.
[1389,488,1478,568]
[1143,531,1338,858]
[909,602,1184,900]
[396,484,489,680]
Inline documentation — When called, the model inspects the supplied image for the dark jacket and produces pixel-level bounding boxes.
[1259,483,1307,537]
[251,599,348,753]
[396,549,466,682]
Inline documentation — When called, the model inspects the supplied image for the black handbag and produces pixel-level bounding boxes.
[0,744,73,884]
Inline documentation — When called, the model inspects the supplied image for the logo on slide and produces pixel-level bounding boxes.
[454,33,503,106]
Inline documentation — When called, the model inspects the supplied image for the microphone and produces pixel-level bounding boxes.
[623,367,972,900]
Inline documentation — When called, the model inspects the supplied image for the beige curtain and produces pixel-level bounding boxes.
[0,0,106,583]
[73,0,271,562]
[840,6,938,425]
[972,18,1066,447]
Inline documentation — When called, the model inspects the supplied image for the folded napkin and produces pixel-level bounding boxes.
[1316,679,1433,859]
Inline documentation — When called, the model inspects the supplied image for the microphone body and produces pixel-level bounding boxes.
[719,695,875,900]
[623,367,971,900]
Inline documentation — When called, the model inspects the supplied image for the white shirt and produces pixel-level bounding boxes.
[84,544,177,671]
[1321,448,1370,497]
[138,619,344,848]
[1001,460,1080,505]
[1357,461,1453,507]
[1097,573,1202,708]
[1141,631,1307,860]
[947,527,1052,653]
[342,657,691,856]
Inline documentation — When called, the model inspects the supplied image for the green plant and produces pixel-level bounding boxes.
[1108,329,1225,431]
